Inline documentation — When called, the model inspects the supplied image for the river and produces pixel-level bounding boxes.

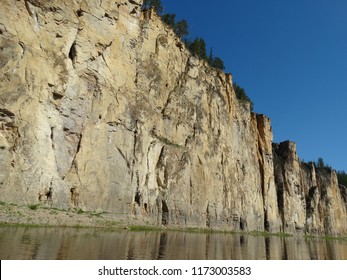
[0,226,346,259]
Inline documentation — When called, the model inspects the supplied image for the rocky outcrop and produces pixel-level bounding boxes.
[273,141,347,235]
[0,0,346,235]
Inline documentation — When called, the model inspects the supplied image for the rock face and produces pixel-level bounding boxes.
[0,0,346,235]
[273,142,347,235]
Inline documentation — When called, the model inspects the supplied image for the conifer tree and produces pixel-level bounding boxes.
[162,13,176,28]
[174,19,188,38]
[188,37,207,60]
[212,57,225,70]
[233,83,254,111]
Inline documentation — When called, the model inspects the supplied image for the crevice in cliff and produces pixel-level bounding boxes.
[189,178,193,205]
[24,0,33,17]
[38,182,53,204]
[221,153,229,209]
[68,41,77,65]
[239,217,247,231]
[70,186,79,207]
[75,132,82,155]
[131,171,141,213]
[155,146,167,188]
[62,132,83,181]
[134,190,141,206]
[116,147,131,169]
[50,127,55,150]
[161,200,169,225]
[76,9,84,17]
[133,120,139,160]
[206,204,211,228]
[256,121,268,231]
[18,41,26,59]
[96,41,113,68]
[305,186,317,220]
[273,145,285,230]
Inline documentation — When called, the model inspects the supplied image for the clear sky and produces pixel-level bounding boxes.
[162,0,347,171]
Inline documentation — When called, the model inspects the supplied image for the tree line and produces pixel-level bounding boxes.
[308,157,347,186]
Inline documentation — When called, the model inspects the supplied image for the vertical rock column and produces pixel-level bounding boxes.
[254,114,281,232]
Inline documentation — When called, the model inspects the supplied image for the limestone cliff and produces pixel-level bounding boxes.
[0,0,346,235]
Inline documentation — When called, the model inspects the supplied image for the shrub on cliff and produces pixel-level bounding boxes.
[208,48,225,70]
[233,83,254,111]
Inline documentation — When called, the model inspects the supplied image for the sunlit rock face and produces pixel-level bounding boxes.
[0,0,346,235]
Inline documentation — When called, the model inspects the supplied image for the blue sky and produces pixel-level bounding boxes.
[162,0,347,171]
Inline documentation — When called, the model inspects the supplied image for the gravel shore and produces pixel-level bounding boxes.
[0,202,129,229]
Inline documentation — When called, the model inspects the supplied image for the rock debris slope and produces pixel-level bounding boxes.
[0,0,346,235]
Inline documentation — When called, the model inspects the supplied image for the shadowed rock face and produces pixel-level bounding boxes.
[0,0,346,235]
[273,141,347,235]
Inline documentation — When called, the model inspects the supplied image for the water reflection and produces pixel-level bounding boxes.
[0,226,346,260]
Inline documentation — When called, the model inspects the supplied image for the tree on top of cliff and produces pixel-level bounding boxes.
[143,0,226,72]
[162,13,176,26]
[314,157,332,170]
[311,158,346,186]
[233,83,254,111]
[208,48,225,71]
[337,171,347,186]
[142,0,163,14]
[187,37,207,60]
[174,19,189,38]
[162,14,189,39]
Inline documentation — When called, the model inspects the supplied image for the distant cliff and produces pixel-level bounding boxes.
[0,0,346,235]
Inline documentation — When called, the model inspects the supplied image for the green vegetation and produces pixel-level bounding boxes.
[305,157,347,186]
[0,222,54,228]
[233,83,254,110]
[143,0,253,109]
[142,0,225,71]
[76,208,84,214]
[187,37,207,60]
[248,230,292,238]
[309,157,335,173]
[314,157,332,170]
[129,225,163,231]
[162,14,188,39]
[337,171,347,186]
[28,204,40,211]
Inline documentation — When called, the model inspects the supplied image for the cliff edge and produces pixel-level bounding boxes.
[0,0,346,235]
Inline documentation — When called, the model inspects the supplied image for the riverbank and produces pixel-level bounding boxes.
[0,202,128,229]
[1,202,346,241]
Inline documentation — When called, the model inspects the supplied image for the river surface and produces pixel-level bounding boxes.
[0,226,346,260]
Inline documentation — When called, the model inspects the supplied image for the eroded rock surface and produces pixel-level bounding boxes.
[0,0,346,235]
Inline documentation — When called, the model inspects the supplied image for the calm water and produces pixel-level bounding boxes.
[0,226,346,260]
